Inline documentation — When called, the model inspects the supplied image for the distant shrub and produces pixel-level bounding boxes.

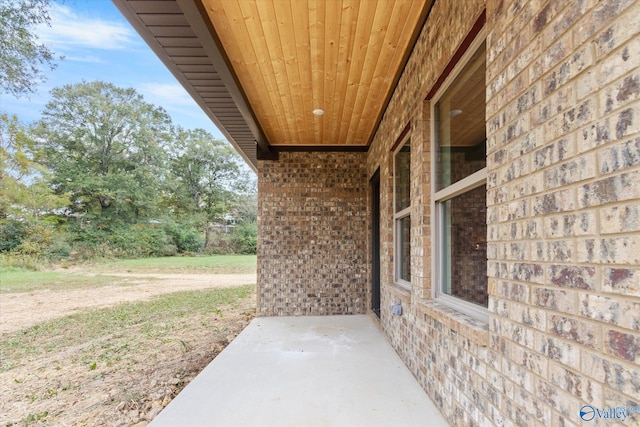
[47,238,72,259]
[204,232,234,255]
[203,222,256,255]
[163,223,203,253]
[0,253,42,271]
[16,225,55,257]
[0,219,28,252]
[105,224,171,257]
[158,244,178,257]
[231,223,257,255]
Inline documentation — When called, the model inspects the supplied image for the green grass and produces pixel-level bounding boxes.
[0,255,257,294]
[91,255,257,274]
[0,270,126,294]
[0,285,255,372]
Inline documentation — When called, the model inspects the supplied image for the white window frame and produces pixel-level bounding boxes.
[430,28,488,322]
[394,134,411,289]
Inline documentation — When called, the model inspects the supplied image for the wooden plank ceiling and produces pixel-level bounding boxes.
[201,0,429,147]
[114,0,432,167]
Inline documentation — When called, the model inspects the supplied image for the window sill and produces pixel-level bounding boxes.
[418,300,489,346]
[386,282,412,302]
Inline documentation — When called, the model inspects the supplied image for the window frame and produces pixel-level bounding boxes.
[394,133,412,289]
[430,28,488,322]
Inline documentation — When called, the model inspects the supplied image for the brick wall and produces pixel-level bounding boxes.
[257,151,368,316]
[486,0,640,424]
[363,0,640,426]
[366,0,493,423]
[255,0,639,424]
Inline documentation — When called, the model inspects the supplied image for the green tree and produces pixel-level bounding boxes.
[168,128,253,246]
[233,192,257,224]
[0,113,67,254]
[0,112,32,217]
[0,113,68,220]
[35,81,172,228]
[0,0,58,97]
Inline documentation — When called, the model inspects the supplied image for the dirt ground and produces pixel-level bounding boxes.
[0,273,257,334]
[0,271,257,426]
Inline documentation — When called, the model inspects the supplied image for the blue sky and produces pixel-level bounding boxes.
[0,0,224,140]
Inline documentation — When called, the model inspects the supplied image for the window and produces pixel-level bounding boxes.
[394,136,411,286]
[432,35,487,320]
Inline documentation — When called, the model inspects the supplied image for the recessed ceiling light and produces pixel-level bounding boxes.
[449,109,462,117]
[313,109,325,116]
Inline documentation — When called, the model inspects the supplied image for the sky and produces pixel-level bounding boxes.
[0,0,225,140]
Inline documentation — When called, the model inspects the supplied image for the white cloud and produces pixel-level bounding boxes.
[138,82,224,133]
[38,5,135,51]
[139,83,196,107]
[62,54,104,64]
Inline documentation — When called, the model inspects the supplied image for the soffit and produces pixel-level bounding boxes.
[113,0,264,170]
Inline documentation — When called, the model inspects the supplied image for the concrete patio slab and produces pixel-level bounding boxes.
[151,314,448,427]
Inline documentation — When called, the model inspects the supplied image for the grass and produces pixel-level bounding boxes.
[0,255,257,294]
[0,285,255,373]
[1,255,256,426]
[90,255,257,274]
[0,270,126,294]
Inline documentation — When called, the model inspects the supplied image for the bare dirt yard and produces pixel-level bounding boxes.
[0,273,256,334]
[0,269,257,426]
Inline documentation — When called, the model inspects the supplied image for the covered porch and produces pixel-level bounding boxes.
[150,315,448,427]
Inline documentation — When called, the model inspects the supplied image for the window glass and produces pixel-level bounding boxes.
[436,42,486,191]
[398,215,411,282]
[434,38,488,312]
[395,142,411,212]
[441,184,487,306]
[394,136,411,286]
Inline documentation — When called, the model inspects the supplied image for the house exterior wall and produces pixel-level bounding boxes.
[257,151,368,316]
[362,0,640,426]
[485,0,640,424]
[256,0,639,425]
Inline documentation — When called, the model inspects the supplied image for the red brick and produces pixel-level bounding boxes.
[605,329,640,363]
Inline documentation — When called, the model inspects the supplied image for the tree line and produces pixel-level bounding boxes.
[1,80,257,263]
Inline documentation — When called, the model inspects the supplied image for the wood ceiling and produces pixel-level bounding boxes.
[114,0,432,167]
[201,0,430,147]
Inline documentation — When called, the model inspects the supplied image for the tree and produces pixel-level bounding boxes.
[0,112,33,217]
[0,0,58,97]
[0,113,68,253]
[0,112,68,220]
[35,81,172,227]
[168,128,254,246]
[233,192,257,224]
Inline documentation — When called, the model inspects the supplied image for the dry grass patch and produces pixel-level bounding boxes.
[0,285,255,427]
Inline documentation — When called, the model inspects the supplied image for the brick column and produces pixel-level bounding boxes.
[257,151,368,316]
